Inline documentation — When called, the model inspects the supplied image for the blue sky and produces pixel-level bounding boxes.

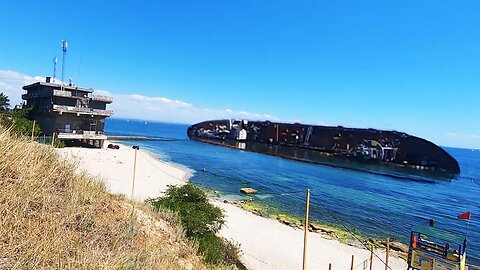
[0,1,479,148]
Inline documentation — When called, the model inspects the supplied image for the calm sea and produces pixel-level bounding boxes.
[106,118,480,261]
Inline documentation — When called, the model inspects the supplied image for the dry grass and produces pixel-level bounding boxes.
[0,129,221,270]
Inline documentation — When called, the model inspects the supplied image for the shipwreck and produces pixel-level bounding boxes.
[187,119,460,179]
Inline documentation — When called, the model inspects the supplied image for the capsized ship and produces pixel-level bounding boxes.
[187,120,460,179]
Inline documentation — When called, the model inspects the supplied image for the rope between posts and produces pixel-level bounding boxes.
[241,249,270,266]
[195,182,306,197]
[353,258,370,270]
[138,153,304,197]
[138,151,189,182]
[309,194,394,270]
[251,190,306,196]
[137,154,304,198]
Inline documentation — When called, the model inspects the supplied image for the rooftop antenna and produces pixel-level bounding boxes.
[61,40,67,85]
[52,57,57,83]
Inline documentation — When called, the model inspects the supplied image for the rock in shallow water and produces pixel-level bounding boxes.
[240,187,257,194]
[390,241,409,253]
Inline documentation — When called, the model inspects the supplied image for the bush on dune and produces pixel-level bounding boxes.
[152,184,224,237]
[151,184,245,269]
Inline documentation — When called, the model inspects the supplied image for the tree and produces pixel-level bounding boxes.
[0,108,41,136]
[0,92,10,111]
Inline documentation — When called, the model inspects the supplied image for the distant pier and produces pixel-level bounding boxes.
[107,135,182,141]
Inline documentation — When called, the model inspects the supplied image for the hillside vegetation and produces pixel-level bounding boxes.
[151,184,245,269]
[0,129,224,269]
[0,108,41,137]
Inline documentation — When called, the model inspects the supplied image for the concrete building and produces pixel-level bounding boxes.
[22,77,113,148]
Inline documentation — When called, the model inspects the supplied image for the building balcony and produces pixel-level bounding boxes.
[22,90,113,103]
[22,93,37,99]
[56,130,107,140]
[53,90,113,103]
[91,95,113,103]
[22,90,77,99]
[53,89,73,97]
[52,105,114,117]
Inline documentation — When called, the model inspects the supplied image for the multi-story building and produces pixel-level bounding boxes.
[22,77,113,148]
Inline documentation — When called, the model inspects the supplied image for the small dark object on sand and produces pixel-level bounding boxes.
[107,144,120,149]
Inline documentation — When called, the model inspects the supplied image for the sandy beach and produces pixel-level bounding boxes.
[57,142,408,270]
[57,141,190,201]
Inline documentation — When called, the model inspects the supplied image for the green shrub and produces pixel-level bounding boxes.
[151,184,224,238]
[196,232,223,265]
[0,108,41,137]
[195,233,245,268]
[150,184,245,268]
[53,141,65,148]
[218,237,245,269]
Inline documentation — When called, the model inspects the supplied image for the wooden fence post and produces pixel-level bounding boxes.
[302,189,311,270]
[131,147,138,200]
[370,244,374,270]
[329,263,332,270]
[385,238,390,270]
[31,120,36,141]
[351,255,354,270]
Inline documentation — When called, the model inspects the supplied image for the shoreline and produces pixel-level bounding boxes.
[57,141,408,269]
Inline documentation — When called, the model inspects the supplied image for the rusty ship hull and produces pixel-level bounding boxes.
[187,120,461,179]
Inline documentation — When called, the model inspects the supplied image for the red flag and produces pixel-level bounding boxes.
[457,212,471,220]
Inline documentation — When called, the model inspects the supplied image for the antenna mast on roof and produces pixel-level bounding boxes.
[61,40,67,85]
[52,57,57,83]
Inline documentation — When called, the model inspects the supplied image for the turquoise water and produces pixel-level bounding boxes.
[106,118,480,261]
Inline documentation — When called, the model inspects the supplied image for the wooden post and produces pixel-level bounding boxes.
[350,255,354,270]
[385,238,390,270]
[302,188,311,270]
[369,244,374,270]
[329,263,332,270]
[31,120,36,141]
[51,132,55,146]
[130,148,138,200]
